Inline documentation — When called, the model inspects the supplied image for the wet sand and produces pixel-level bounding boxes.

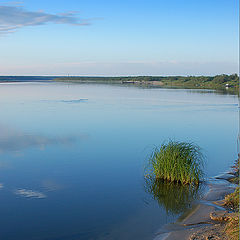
[154,173,237,240]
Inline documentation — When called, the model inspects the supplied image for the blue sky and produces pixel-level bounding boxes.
[0,0,238,76]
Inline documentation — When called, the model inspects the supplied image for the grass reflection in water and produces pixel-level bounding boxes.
[144,176,203,215]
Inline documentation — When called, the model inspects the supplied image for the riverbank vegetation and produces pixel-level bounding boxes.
[54,74,239,94]
[225,216,239,240]
[224,190,239,240]
[146,140,204,185]
[224,158,239,210]
[224,158,239,240]
[224,187,239,210]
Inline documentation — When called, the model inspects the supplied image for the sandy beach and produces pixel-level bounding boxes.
[154,171,238,240]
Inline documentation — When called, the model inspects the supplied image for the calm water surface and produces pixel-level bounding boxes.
[0,82,238,240]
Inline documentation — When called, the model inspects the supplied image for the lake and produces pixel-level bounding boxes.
[0,82,238,240]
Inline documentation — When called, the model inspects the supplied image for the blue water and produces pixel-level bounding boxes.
[0,82,238,240]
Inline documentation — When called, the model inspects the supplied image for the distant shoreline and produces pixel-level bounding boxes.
[0,74,238,94]
[54,74,239,94]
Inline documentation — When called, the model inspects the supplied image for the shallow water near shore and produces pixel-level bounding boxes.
[0,82,238,240]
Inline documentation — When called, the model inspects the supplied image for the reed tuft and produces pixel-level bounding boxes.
[147,140,204,185]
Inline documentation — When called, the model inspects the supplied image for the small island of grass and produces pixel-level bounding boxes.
[146,140,204,185]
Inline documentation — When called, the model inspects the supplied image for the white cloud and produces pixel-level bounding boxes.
[0,5,90,34]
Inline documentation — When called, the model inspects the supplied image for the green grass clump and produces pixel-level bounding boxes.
[147,140,204,185]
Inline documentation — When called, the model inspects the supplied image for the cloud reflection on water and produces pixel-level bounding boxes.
[0,124,88,153]
[41,179,64,192]
[40,99,88,104]
[14,189,46,199]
